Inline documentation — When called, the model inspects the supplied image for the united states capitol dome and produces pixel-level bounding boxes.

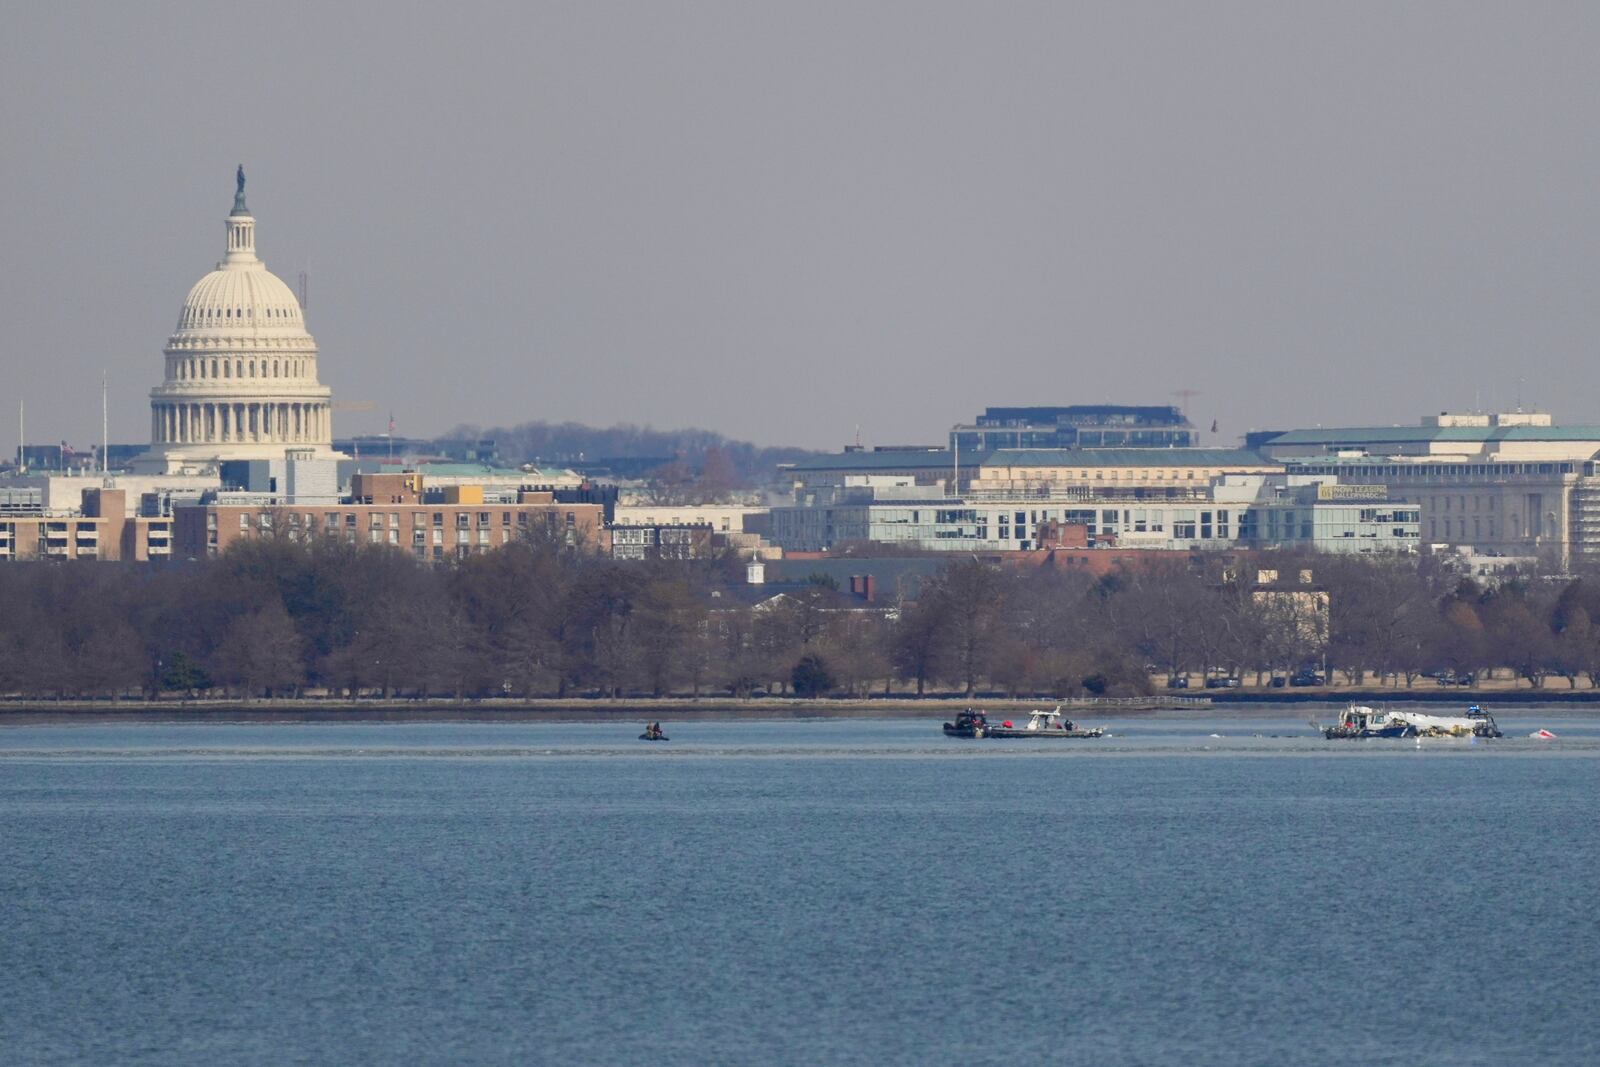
[131,167,339,474]
[167,174,310,343]
[173,266,306,335]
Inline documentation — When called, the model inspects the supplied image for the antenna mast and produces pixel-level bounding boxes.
[101,372,108,473]
[17,398,23,472]
[952,428,959,498]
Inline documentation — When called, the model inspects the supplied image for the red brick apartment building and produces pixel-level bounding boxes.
[174,472,607,560]
[0,489,172,561]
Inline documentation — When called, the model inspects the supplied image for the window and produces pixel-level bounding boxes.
[239,514,250,528]
[456,513,470,529]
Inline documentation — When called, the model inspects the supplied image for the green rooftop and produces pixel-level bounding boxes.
[982,448,1276,468]
[1264,425,1600,446]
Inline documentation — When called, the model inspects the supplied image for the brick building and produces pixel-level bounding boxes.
[174,472,606,560]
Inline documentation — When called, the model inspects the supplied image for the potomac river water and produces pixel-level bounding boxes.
[3,709,1599,1066]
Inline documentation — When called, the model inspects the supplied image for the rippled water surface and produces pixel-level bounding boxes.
[4,711,1599,1065]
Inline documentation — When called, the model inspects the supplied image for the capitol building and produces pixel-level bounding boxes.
[131,169,339,474]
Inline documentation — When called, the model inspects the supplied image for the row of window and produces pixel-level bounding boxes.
[222,510,577,531]
[180,305,299,325]
[1296,462,1575,478]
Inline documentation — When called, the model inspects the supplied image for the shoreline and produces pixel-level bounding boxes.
[2,690,1598,726]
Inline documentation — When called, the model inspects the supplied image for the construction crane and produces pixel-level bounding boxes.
[1170,389,1201,417]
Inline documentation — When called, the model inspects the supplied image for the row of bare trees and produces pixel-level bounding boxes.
[2,537,1598,701]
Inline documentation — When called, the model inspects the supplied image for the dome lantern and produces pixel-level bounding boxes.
[223,165,257,267]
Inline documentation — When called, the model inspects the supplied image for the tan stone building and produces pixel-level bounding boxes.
[0,489,173,561]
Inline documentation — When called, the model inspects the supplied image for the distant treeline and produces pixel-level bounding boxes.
[3,538,1600,701]
[446,419,818,486]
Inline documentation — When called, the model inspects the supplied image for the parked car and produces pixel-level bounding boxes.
[1204,676,1241,689]
[1433,670,1474,687]
[1289,670,1324,687]
[1268,676,1287,688]
[1165,675,1190,689]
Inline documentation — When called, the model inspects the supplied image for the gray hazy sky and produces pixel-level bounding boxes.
[4,2,1600,451]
